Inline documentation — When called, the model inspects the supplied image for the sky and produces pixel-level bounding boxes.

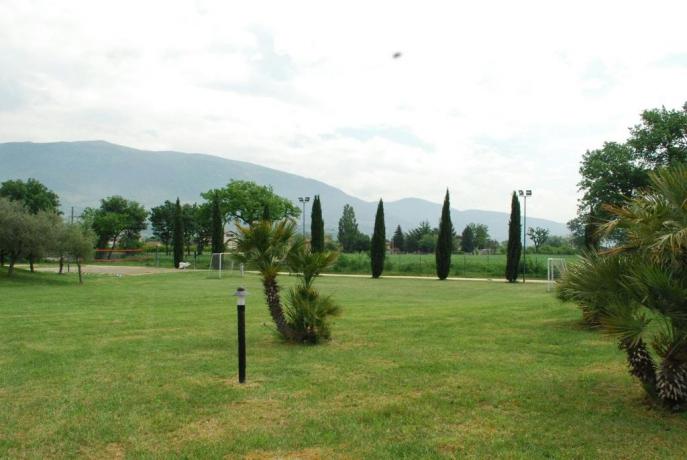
[1,0,686,223]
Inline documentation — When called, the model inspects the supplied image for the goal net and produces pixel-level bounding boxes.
[209,253,244,279]
[547,258,567,292]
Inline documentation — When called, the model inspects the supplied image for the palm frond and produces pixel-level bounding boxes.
[287,243,338,288]
[284,285,341,343]
[601,309,652,347]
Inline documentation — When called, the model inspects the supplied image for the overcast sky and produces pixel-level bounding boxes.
[1,0,686,222]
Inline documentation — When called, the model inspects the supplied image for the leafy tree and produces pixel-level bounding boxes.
[566,215,590,250]
[150,201,175,254]
[0,199,58,275]
[0,198,32,275]
[558,165,687,410]
[202,180,300,224]
[628,105,687,167]
[59,224,95,284]
[392,225,405,252]
[571,103,687,246]
[310,195,325,253]
[370,199,386,278]
[468,223,490,249]
[405,221,436,253]
[192,202,212,254]
[544,235,569,248]
[24,211,61,273]
[337,204,363,252]
[0,178,60,214]
[181,203,197,256]
[84,196,147,257]
[353,233,371,252]
[505,192,522,282]
[527,227,550,253]
[54,222,93,275]
[575,142,647,246]
[460,225,475,253]
[210,194,224,254]
[418,233,437,253]
[172,198,184,268]
[435,189,453,280]
[1,178,61,268]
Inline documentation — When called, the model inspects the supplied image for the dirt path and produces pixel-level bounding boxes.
[24,264,549,283]
[24,264,182,276]
[249,271,550,284]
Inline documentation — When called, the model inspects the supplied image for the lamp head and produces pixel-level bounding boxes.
[234,287,248,306]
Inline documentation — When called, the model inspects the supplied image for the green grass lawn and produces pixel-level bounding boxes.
[1,269,686,458]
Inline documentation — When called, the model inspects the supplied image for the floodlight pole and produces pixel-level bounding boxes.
[518,190,532,283]
[298,196,310,238]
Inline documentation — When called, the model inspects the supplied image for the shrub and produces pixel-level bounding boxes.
[557,165,687,410]
[286,242,341,343]
[284,285,341,343]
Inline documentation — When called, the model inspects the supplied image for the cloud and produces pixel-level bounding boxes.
[336,126,434,152]
[1,0,686,223]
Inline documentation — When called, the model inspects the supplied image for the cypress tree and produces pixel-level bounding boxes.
[211,195,224,254]
[435,189,453,280]
[505,191,522,282]
[392,225,404,252]
[370,199,386,278]
[337,204,359,252]
[173,198,184,268]
[310,195,325,252]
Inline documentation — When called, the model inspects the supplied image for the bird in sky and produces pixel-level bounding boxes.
[393,52,402,59]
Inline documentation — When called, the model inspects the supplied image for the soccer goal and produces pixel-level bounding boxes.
[547,258,567,292]
[209,253,244,279]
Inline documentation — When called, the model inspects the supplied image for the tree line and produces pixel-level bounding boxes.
[0,179,93,282]
[1,175,556,281]
[334,189,532,281]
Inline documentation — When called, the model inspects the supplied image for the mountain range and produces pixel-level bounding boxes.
[0,141,569,241]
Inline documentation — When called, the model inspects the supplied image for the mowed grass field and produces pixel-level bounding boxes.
[2,269,686,459]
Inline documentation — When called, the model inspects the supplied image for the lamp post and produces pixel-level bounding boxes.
[518,189,532,283]
[233,287,247,383]
[298,196,310,238]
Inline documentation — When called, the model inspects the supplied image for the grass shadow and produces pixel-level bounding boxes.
[0,267,77,287]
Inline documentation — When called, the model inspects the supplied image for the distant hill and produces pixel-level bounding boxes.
[0,141,568,240]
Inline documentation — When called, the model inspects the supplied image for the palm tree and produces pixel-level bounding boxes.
[234,219,342,343]
[286,239,339,289]
[234,219,298,341]
[285,239,341,343]
[558,165,687,410]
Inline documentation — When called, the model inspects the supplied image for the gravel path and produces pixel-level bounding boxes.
[25,264,182,276]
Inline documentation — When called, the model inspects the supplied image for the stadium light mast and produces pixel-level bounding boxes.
[298,196,310,238]
[518,189,532,283]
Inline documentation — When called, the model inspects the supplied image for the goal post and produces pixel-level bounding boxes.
[547,258,567,292]
[209,253,244,279]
